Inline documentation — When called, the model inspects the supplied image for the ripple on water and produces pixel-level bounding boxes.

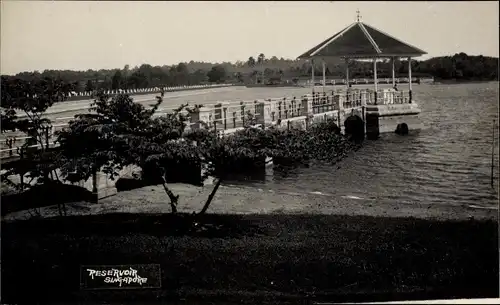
[226,83,499,210]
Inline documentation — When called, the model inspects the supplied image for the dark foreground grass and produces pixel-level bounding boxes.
[1,213,498,304]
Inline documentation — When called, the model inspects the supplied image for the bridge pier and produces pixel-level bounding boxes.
[365,103,422,140]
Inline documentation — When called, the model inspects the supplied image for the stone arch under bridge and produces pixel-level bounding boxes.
[343,108,365,142]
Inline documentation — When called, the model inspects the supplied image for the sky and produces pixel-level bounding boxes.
[1,1,498,75]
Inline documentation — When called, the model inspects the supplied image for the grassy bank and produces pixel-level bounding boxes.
[2,211,498,304]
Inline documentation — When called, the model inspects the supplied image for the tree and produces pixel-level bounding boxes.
[111,70,123,90]
[128,70,148,89]
[264,68,274,77]
[190,69,208,85]
[190,118,359,215]
[116,101,196,213]
[1,76,74,157]
[175,63,190,85]
[146,111,357,215]
[256,53,266,84]
[54,77,360,216]
[250,70,259,84]
[207,66,227,83]
[122,64,130,77]
[257,53,265,65]
[193,127,269,214]
[247,56,256,68]
[57,91,155,186]
[0,76,75,215]
[3,53,498,93]
[235,72,244,83]
[150,65,167,87]
[57,90,192,212]
[85,80,94,92]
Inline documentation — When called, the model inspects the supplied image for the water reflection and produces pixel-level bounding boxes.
[223,83,499,209]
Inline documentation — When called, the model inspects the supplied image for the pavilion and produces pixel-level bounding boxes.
[297,11,427,104]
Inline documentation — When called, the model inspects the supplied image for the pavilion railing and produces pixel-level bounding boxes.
[308,76,430,86]
[373,90,411,105]
[326,88,412,106]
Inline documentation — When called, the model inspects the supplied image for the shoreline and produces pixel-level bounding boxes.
[432,79,498,85]
[2,183,497,222]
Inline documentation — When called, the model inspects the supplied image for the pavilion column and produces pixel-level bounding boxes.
[408,57,412,103]
[345,58,350,87]
[322,60,326,93]
[373,58,378,105]
[391,57,396,87]
[311,59,315,94]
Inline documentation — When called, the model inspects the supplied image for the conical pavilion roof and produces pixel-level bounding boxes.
[298,21,427,59]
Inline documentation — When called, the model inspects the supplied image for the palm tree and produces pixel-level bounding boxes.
[247,57,256,68]
[257,53,265,64]
[257,54,265,84]
[278,69,284,83]
[247,57,257,83]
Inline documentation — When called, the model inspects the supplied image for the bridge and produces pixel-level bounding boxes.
[49,83,235,102]
[1,13,426,201]
[0,87,421,199]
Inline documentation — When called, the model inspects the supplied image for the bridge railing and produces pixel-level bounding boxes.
[374,89,411,105]
[266,97,304,121]
[61,83,235,99]
[0,108,265,161]
[1,138,59,160]
[196,100,262,131]
[310,92,339,114]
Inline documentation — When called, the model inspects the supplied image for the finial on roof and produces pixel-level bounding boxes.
[356,9,361,22]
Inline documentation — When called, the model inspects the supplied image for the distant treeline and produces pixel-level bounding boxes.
[2,53,497,91]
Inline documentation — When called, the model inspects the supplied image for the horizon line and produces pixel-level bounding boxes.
[2,52,498,76]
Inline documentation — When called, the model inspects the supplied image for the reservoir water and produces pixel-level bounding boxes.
[5,82,499,211]
[221,82,500,210]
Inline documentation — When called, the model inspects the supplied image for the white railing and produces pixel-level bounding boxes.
[326,88,411,107]
[63,83,235,98]
[375,89,411,105]
[265,97,304,121]
[308,77,431,86]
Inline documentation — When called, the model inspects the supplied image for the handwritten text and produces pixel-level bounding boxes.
[86,267,148,287]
